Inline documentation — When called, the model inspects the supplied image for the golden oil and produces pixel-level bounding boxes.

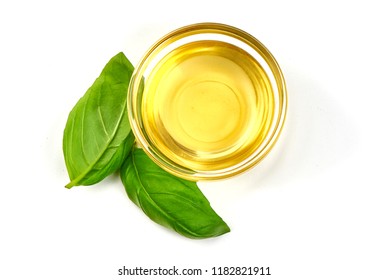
[141,40,275,171]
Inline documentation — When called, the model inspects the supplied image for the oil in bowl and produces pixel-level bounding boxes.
[129,23,287,180]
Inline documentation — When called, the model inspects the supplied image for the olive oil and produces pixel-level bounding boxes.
[141,40,275,171]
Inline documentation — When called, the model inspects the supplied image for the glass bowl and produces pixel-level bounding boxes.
[128,23,287,181]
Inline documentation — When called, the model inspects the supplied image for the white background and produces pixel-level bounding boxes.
[1,0,388,279]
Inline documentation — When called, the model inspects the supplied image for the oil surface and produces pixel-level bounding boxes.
[142,40,274,171]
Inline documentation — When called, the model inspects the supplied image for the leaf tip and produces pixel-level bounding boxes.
[216,221,231,237]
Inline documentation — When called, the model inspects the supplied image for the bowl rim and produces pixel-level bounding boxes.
[128,22,287,181]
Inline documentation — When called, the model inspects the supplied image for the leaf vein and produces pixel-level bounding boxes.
[97,89,109,137]
[80,95,90,164]
[149,192,210,215]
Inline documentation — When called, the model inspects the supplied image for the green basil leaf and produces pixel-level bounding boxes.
[120,148,230,239]
[63,52,134,188]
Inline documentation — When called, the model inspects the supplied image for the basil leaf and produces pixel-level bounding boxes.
[120,148,230,239]
[63,52,134,188]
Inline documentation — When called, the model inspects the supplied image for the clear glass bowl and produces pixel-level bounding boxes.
[128,23,287,181]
